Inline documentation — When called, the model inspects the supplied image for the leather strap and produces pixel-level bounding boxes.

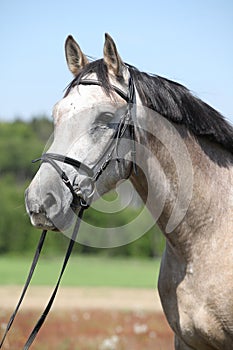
[23,206,85,349]
[79,79,129,102]
[0,230,47,348]
[33,153,94,178]
[0,206,87,349]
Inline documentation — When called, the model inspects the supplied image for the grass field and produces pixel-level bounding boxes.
[0,256,172,349]
[0,255,161,288]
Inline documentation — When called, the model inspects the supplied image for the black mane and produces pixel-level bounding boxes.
[66,59,233,154]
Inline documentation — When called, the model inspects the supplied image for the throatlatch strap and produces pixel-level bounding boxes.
[0,230,47,349]
[23,207,85,350]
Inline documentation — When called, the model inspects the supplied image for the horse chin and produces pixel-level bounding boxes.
[30,213,58,231]
[31,206,80,232]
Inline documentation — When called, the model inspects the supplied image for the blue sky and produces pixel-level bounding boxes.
[1,0,233,124]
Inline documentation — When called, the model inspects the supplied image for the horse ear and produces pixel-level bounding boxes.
[65,35,89,76]
[103,33,126,79]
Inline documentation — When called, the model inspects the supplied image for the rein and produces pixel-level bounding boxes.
[0,206,87,350]
[0,75,137,349]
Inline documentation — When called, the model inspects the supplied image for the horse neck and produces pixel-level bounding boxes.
[130,112,233,260]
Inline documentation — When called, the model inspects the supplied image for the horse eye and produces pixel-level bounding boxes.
[96,112,114,124]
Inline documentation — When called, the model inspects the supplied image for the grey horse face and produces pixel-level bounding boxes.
[25,89,132,231]
[25,34,133,231]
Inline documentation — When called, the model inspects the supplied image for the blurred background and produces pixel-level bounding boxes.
[0,2,232,348]
[0,0,232,259]
[0,0,232,278]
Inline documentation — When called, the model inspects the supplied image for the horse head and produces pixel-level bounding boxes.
[25,34,135,231]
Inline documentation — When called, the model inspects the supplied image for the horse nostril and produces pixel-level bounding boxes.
[44,193,57,209]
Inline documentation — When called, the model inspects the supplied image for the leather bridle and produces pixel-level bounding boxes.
[0,74,137,349]
[33,76,137,208]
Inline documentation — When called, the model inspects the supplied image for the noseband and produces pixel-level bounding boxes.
[33,75,137,208]
[0,74,137,349]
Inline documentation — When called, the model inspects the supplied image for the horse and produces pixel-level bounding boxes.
[25,33,233,349]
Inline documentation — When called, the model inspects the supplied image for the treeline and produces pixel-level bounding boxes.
[0,117,165,257]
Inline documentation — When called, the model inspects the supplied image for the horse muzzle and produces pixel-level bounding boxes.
[25,184,74,232]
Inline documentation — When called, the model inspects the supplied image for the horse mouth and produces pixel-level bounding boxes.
[30,213,58,231]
